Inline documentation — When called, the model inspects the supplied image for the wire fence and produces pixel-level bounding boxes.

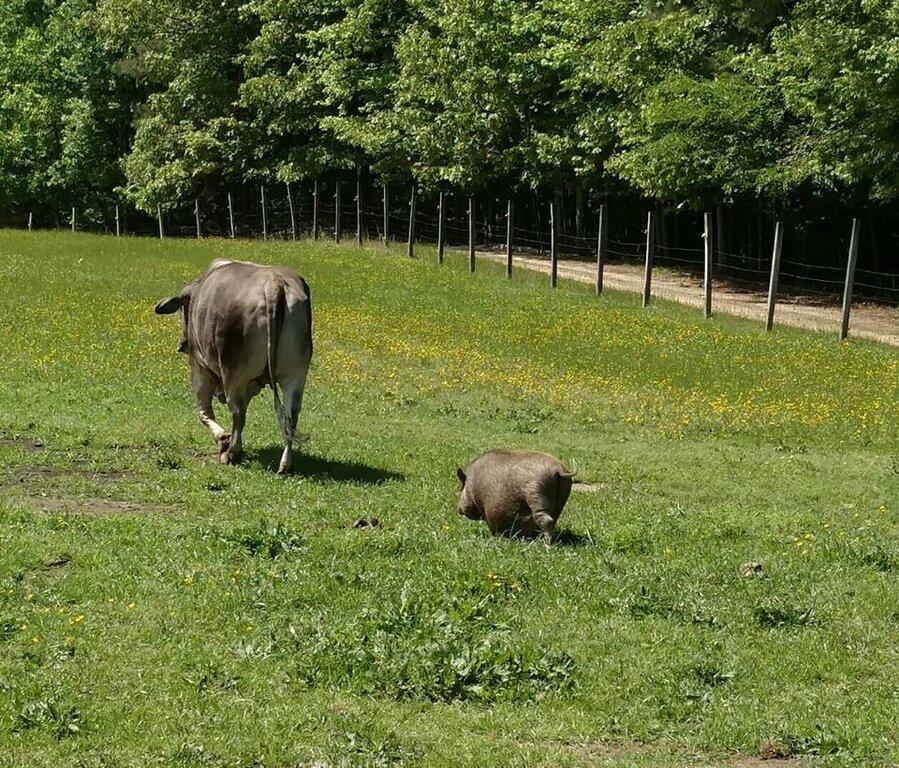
[5,178,899,340]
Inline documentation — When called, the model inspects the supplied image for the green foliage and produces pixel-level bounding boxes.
[767,0,899,203]
[3,0,899,211]
[93,0,254,209]
[610,72,785,206]
[0,0,136,216]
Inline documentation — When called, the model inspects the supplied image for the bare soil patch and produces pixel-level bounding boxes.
[572,482,604,493]
[42,553,72,569]
[520,738,799,766]
[11,464,133,483]
[0,435,45,451]
[26,496,174,516]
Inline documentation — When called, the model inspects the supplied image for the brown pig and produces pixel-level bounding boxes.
[456,451,574,541]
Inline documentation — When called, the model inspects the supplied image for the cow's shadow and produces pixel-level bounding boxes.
[249,447,405,485]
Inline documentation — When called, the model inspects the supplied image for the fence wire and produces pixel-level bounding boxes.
[6,183,899,323]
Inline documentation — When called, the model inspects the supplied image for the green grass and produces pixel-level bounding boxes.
[0,229,897,767]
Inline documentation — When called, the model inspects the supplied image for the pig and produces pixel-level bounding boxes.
[456,450,574,541]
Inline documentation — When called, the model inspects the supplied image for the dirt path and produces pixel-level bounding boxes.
[478,251,899,346]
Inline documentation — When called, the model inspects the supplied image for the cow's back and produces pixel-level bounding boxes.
[187,261,311,383]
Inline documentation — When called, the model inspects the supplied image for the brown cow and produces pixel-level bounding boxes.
[155,259,312,474]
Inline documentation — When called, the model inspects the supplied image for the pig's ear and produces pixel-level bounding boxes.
[456,467,466,486]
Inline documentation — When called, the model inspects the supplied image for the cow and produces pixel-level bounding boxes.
[154,259,312,474]
[456,451,574,542]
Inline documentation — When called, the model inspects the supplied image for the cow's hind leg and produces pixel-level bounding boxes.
[193,365,230,455]
[275,376,306,475]
[221,391,248,465]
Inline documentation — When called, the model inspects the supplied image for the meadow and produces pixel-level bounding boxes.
[0,230,896,767]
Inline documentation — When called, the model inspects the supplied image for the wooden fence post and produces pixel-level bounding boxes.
[596,204,608,295]
[765,221,784,331]
[642,210,654,306]
[550,201,558,288]
[356,166,363,246]
[194,199,202,239]
[703,211,713,318]
[468,196,475,273]
[334,181,341,243]
[286,183,297,241]
[437,190,446,264]
[227,192,235,239]
[839,217,861,341]
[28,211,33,232]
[71,207,76,233]
[407,185,417,258]
[115,204,120,237]
[506,199,513,278]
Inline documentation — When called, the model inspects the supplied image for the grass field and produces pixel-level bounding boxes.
[0,230,897,767]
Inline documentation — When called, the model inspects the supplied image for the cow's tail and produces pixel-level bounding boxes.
[264,279,290,443]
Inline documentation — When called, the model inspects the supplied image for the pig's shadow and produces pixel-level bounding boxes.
[250,447,405,485]
[553,530,593,548]
[489,529,593,547]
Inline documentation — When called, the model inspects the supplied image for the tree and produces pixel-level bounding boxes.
[766,0,899,205]
[0,0,136,221]
[367,0,559,192]
[238,0,417,186]
[94,0,254,210]
[609,71,785,208]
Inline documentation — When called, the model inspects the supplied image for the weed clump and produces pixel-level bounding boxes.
[324,728,417,767]
[16,697,81,740]
[849,543,897,572]
[753,602,816,628]
[613,582,719,627]
[292,582,574,703]
[220,519,304,559]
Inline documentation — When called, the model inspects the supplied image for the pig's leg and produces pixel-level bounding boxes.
[528,503,557,543]
[534,512,556,545]
[525,490,557,544]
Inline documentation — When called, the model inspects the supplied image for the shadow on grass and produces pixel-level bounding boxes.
[553,530,593,548]
[250,446,405,485]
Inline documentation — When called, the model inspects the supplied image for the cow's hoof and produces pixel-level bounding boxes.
[217,434,231,454]
[276,450,294,476]
[221,449,243,466]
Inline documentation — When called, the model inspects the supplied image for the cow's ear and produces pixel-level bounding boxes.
[155,296,183,315]
[456,467,466,486]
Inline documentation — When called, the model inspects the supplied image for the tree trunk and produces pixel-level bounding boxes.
[575,186,585,240]
[866,211,881,271]
[716,206,726,265]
